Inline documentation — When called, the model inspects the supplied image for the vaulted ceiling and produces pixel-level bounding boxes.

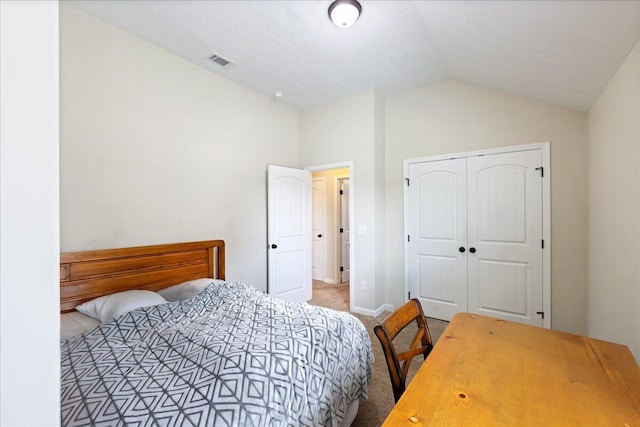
[68,0,640,111]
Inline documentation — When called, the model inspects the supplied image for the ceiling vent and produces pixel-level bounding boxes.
[208,53,235,68]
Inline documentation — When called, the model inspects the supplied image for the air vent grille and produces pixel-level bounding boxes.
[208,54,235,68]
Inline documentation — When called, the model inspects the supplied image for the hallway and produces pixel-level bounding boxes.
[308,280,349,311]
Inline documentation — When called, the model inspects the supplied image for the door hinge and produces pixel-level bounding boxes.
[340,266,344,272]
[408,291,411,300]
[536,311,545,319]
[339,228,344,233]
[407,235,410,242]
[535,166,544,177]
[405,178,410,186]
[541,239,544,249]
[339,189,344,195]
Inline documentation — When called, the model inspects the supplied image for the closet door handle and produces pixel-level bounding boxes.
[318,234,322,238]
[459,247,466,253]
[469,247,476,253]
[271,244,278,249]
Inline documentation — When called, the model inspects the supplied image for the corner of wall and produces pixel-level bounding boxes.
[586,38,640,362]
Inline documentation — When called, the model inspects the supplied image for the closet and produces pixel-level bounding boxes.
[404,144,550,327]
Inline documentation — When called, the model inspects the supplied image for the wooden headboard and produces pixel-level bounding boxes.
[60,240,225,312]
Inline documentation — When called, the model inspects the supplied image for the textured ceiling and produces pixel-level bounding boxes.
[67,0,640,111]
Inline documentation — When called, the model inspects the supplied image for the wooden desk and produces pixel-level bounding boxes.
[382,313,640,426]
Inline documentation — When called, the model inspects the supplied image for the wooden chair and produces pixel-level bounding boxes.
[374,298,434,403]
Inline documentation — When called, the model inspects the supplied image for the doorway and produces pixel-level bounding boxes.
[309,165,352,310]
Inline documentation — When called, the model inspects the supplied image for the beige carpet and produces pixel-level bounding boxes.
[309,282,449,426]
[309,281,350,311]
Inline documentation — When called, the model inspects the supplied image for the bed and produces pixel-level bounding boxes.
[59,240,373,426]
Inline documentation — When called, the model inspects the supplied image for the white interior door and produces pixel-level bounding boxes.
[311,178,325,281]
[407,159,467,321]
[339,178,350,283]
[267,165,312,303]
[467,150,543,326]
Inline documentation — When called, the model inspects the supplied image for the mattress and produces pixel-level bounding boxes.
[60,281,373,426]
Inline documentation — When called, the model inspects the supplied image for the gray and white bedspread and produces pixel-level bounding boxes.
[60,281,373,427]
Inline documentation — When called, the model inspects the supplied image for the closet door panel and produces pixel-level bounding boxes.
[407,158,467,321]
[467,150,543,326]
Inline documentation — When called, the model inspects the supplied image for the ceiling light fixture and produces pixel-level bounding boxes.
[328,0,362,28]
[272,91,284,103]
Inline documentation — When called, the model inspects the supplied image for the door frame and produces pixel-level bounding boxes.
[306,162,355,313]
[403,142,551,329]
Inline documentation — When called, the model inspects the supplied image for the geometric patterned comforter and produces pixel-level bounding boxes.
[60,281,373,426]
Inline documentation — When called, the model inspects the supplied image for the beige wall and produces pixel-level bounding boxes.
[374,92,387,307]
[1,1,60,424]
[60,5,300,290]
[385,80,589,335]
[587,40,640,361]
[301,90,385,313]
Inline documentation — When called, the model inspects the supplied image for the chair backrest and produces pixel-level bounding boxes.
[374,298,433,402]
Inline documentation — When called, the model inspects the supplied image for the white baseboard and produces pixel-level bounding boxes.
[350,306,377,317]
[323,279,337,284]
[380,304,394,314]
[351,303,395,318]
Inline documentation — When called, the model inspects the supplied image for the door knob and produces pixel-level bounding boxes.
[318,234,322,238]
[459,247,466,253]
[271,244,278,249]
[469,247,476,253]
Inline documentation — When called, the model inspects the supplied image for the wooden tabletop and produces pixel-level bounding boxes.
[382,312,640,426]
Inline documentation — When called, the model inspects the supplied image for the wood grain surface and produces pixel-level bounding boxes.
[60,240,225,312]
[382,312,640,426]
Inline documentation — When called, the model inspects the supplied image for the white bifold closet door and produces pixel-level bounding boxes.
[407,149,544,327]
[407,158,468,321]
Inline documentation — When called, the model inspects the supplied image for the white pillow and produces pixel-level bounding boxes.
[76,290,167,323]
[60,311,101,339]
[157,278,216,302]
